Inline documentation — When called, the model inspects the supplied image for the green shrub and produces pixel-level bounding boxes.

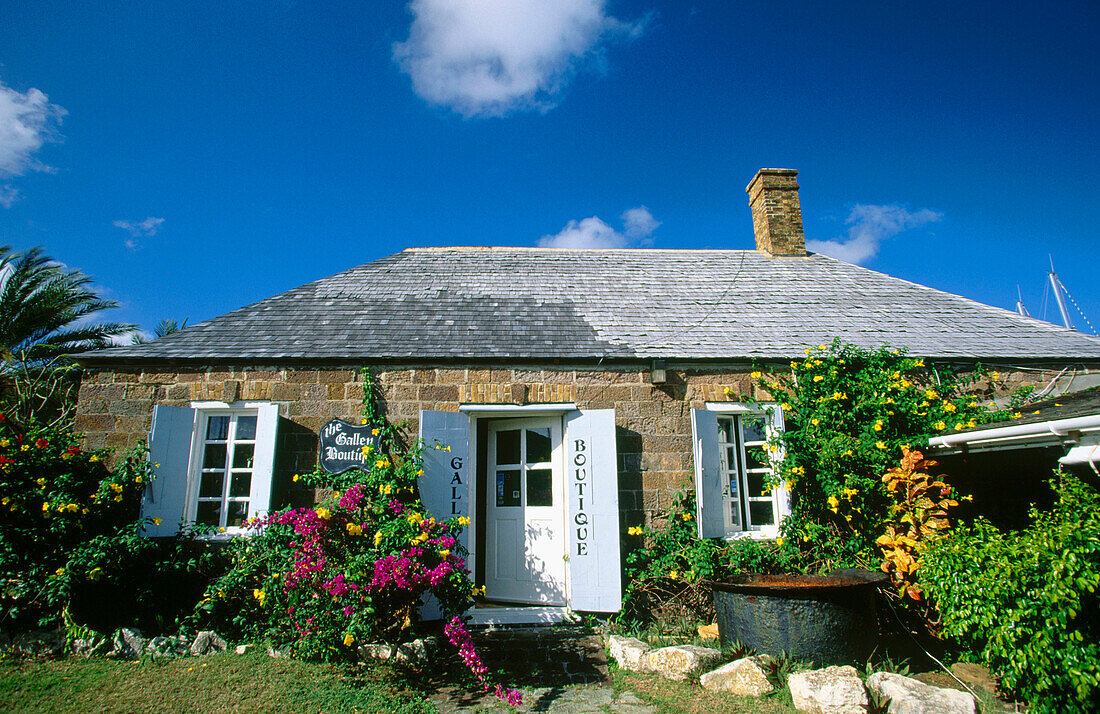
[922,472,1100,713]
[751,340,1000,570]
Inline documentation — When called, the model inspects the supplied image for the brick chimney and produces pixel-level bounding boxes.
[746,168,806,256]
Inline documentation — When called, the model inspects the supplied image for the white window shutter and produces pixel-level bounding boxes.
[767,405,791,520]
[418,410,470,554]
[247,403,280,520]
[142,405,197,537]
[565,408,621,613]
[691,408,724,539]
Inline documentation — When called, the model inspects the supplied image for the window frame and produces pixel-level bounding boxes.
[185,401,276,537]
[704,402,789,540]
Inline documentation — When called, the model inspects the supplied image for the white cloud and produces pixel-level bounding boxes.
[807,204,942,264]
[393,0,647,117]
[113,216,165,245]
[0,185,19,208]
[0,79,65,180]
[539,205,659,249]
[621,205,659,239]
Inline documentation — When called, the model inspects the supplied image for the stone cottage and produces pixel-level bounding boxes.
[74,168,1100,617]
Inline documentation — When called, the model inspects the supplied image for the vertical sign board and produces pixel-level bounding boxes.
[417,410,470,621]
[565,408,622,612]
[418,410,471,553]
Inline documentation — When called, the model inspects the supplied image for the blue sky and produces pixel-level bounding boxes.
[1,1,1098,339]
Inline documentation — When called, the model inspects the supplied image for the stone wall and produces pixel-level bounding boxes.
[75,364,774,527]
[73,363,1060,526]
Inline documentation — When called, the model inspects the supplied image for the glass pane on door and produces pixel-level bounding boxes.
[527,468,552,506]
[496,470,521,507]
[496,430,521,465]
[527,427,552,463]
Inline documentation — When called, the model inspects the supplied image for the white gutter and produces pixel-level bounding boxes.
[928,414,1100,452]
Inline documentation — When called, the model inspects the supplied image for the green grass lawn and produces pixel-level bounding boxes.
[0,651,436,714]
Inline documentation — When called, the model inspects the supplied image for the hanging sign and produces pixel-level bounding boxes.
[319,419,381,474]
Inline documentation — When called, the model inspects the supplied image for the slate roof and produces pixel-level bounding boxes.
[80,248,1100,364]
[947,387,1100,434]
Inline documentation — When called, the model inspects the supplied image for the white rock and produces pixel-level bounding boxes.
[788,665,869,714]
[395,638,434,664]
[110,628,146,659]
[235,644,254,655]
[189,630,227,656]
[639,644,722,681]
[700,655,775,696]
[867,672,976,714]
[266,644,290,658]
[609,635,651,671]
[359,643,394,661]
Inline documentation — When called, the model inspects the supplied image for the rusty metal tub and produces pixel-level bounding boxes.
[709,569,886,665]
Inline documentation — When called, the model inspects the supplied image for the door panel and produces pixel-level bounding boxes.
[484,417,566,604]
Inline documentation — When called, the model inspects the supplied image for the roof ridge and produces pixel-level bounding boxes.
[401,246,770,254]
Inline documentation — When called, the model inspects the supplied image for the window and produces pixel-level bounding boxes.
[194,412,258,530]
[691,405,788,539]
[143,402,279,537]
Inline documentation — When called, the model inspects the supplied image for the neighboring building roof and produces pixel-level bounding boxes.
[80,247,1100,364]
[929,387,1100,458]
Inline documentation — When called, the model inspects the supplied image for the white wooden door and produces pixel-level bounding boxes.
[484,417,566,605]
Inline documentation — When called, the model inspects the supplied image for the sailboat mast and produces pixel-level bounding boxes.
[1016,284,1030,317]
[1049,256,1075,330]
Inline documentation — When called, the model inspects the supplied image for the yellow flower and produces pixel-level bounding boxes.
[20,445,29,451]
[332,491,341,500]
[361,418,368,425]
[0,439,7,447]
[345,522,362,535]
[361,444,373,455]
[681,512,693,521]
[874,420,883,432]
[842,450,853,457]
[723,387,733,396]
[135,475,143,483]
[827,495,840,508]
[292,474,300,482]
[253,588,265,602]
[813,375,824,382]
[811,418,820,426]
[89,454,99,462]
[818,344,827,350]
[967,420,977,428]
[36,477,45,487]
[55,567,65,576]
[669,570,679,579]
[42,501,50,511]
[416,469,424,476]
[375,458,389,469]
[876,441,887,450]
[943,403,957,413]
[439,549,450,558]
[781,402,790,410]
[153,517,162,525]
[769,382,780,390]
[343,633,355,647]
[456,516,470,526]
[316,508,331,520]
[374,531,383,546]
[775,537,785,547]
[831,391,847,400]
[371,428,381,436]
[407,512,424,525]
[967,401,977,408]
[627,526,643,536]
[841,487,859,499]
[1011,412,1022,419]
[751,371,762,379]
[805,348,812,356]
[990,371,1000,380]
[791,466,805,476]
[900,379,911,388]
[0,497,7,505]
[933,421,946,430]
[790,361,800,369]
